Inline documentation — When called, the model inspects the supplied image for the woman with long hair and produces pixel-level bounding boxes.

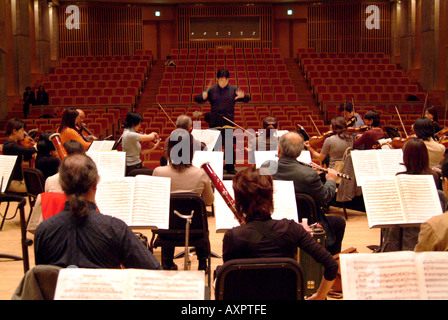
[222,166,338,300]
[58,108,91,150]
[305,116,353,169]
[35,132,60,181]
[413,117,445,167]
[152,128,214,271]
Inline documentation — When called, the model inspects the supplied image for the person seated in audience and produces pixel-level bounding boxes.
[353,110,384,150]
[35,86,49,106]
[35,132,60,181]
[22,87,35,119]
[58,108,92,151]
[380,138,445,252]
[424,106,441,135]
[153,128,214,271]
[247,115,279,164]
[34,154,162,270]
[415,156,448,252]
[122,112,160,176]
[266,131,346,256]
[222,166,339,300]
[305,116,353,170]
[165,55,176,67]
[413,117,445,167]
[2,118,37,193]
[340,102,364,128]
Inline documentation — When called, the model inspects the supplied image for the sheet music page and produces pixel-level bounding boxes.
[362,176,405,228]
[131,175,170,228]
[88,140,115,151]
[55,268,129,300]
[128,270,205,300]
[191,129,221,151]
[351,149,405,186]
[95,177,135,224]
[396,174,443,223]
[340,251,421,300]
[54,268,205,300]
[297,150,312,164]
[416,252,448,300]
[192,151,223,180]
[0,155,18,193]
[214,180,299,232]
[87,151,125,178]
[254,151,277,168]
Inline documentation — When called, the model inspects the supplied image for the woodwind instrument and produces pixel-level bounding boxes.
[300,161,352,180]
[201,162,245,225]
[49,133,68,160]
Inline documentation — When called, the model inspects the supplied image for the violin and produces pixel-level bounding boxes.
[436,127,448,139]
[308,130,334,149]
[347,125,370,134]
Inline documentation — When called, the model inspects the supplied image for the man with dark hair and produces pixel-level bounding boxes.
[339,102,364,127]
[34,154,162,270]
[248,115,279,164]
[194,68,250,174]
[353,110,384,150]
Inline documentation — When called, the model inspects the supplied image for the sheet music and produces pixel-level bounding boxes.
[54,268,205,300]
[88,140,116,151]
[87,151,125,178]
[191,129,221,151]
[0,155,18,193]
[95,177,135,224]
[132,175,170,228]
[192,151,223,180]
[351,149,405,186]
[254,151,312,169]
[214,180,298,232]
[362,175,442,228]
[341,251,448,300]
[340,252,421,300]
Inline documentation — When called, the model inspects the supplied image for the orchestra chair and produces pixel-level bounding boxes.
[295,193,318,224]
[149,193,214,296]
[0,194,31,273]
[22,167,45,226]
[214,257,305,300]
[11,265,62,300]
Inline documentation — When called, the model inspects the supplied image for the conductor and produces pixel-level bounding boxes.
[194,68,250,174]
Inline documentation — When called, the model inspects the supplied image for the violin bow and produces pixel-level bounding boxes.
[422,92,429,117]
[308,115,321,136]
[222,116,256,137]
[444,100,448,128]
[395,106,408,138]
[157,103,177,128]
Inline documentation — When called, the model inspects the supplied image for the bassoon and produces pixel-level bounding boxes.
[49,133,68,161]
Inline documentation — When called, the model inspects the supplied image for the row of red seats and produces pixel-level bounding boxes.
[307,70,404,79]
[46,87,139,98]
[297,51,387,60]
[65,53,152,62]
[43,79,140,91]
[303,62,397,73]
[60,60,149,69]
[319,92,425,103]
[54,66,147,75]
[158,83,295,96]
[311,77,412,87]
[46,73,143,83]
[316,84,419,95]
[48,95,135,107]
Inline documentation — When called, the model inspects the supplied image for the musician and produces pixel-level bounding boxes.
[222,166,338,300]
[381,138,446,252]
[153,128,214,271]
[340,102,364,127]
[194,68,250,174]
[248,115,279,164]
[2,118,37,193]
[266,131,346,256]
[58,108,92,150]
[424,106,441,134]
[305,116,353,169]
[122,112,160,176]
[34,154,162,270]
[413,117,445,167]
[415,156,448,252]
[353,111,384,150]
[35,132,60,181]
[75,109,97,142]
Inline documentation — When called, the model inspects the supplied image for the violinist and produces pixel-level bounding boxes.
[424,106,441,134]
[75,109,98,142]
[2,119,37,193]
[305,116,353,169]
[58,108,92,151]
[340,102,364,128]
[34,132,60,181]
[122,112,160,176]
[353,111,384,150]
[413,117,445,167]
[247,115,279,164]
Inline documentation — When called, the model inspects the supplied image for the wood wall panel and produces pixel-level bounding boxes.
[307,2,391,54]
[58,5,142,57]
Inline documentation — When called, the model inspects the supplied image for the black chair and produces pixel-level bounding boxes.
[0,194,32,273]
[295,193,318,224]
[215,257,305,300]
[149,193,213,295]
[22,167,45,225]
